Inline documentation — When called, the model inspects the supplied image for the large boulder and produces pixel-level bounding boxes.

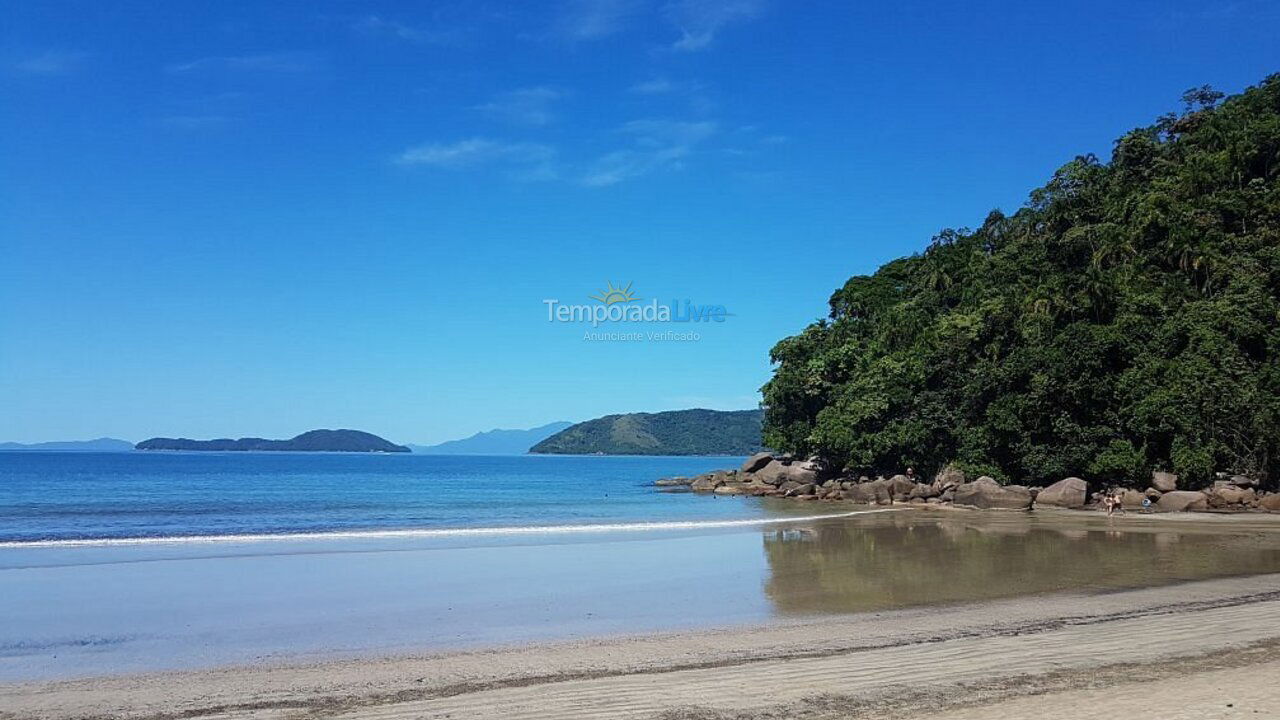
[713,484,746,495]
[909,483,940,500]
[1230,474,1259,488]
[785,483,818,497]
[780,463,819,485]
[934,465,966,491]
[847,478,893,505]
[753,460,817,487]
[1118,489,1148,509]
[887,474,916,498]
[753,461,787,486]
[741,452,774,474]
[1155,490,1208,513]
[1151,471,1178,493]
[655,476,692,487]
[1208,485,1255,507]
[953,477,1033,510]
[691,471,732,492]
[1034,477,1088,509]
[1260,494,1280,512]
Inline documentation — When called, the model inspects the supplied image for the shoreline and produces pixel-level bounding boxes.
[0,509,896,549]
[6,502,1280,549]
[5,571,1280,719]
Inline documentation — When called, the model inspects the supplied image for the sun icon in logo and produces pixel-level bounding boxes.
[590,281,640,305]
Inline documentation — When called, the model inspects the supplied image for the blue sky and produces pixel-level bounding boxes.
[2,1,1278,445]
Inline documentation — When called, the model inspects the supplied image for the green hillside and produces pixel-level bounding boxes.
[763,76,1280,489]
[530,409,763,455]
[136,429,410,453]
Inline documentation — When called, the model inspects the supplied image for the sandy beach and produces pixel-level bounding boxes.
[4,565,1280,720]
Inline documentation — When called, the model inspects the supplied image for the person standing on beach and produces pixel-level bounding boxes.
[1105,492,1125,517]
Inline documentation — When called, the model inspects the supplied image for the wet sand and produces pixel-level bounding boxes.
[5,510,1280,718]
[3,572,1280,719]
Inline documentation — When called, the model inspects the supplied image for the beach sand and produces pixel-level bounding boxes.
[4,570,1280,720]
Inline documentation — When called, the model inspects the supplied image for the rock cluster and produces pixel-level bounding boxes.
[659,457,1280,514]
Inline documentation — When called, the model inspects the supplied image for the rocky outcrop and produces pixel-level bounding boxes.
[1034,477,1087,508]
[887,475,917,498]
[754,461,818,487]
[740,452,774,474]
[1155,490,1208,512]
[909,483,941,500]
[1118,489,1148,509]
[1151,471,1178,493]
[953,477,1033,510]
[691,470,734,492]
[934,465,966,491]
[846,478,893,505]
[1208,485,1255,508]
[677,455,1274,515]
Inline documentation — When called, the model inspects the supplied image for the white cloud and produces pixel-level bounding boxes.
[554,0,642,40]
[11,50,86,75]
[582,119,717,186]
[476,87,565,126]
[395,138,557,180]
[166,53,315,74]
[664,0,764,51]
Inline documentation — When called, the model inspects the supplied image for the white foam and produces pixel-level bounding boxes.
[1,509,900,549]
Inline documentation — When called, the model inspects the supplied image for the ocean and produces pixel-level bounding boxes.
[0,451,767,544]
[5,452,1280,683]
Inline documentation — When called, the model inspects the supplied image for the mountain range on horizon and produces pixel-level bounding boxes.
[408,422,573,455]
[136,429,410,453]
[0,438,135,452]
[3,410,763,456]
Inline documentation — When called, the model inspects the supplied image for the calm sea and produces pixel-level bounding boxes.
[5,452,1280,682]
[0,451,759,544]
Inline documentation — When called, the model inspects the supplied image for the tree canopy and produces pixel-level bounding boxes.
[762,74,1280,489]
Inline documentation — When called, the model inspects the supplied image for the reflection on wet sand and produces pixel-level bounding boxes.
[761,509,1280,614]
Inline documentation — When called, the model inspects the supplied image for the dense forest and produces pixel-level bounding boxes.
[531,409,763,455]
[762,75,1280,490]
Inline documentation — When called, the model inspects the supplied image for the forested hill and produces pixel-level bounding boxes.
[762,76,1280,489]
[530,409,763,455]
[136,429,410,453]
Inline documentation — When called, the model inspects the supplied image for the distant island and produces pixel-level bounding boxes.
[136,429,410,453]
[0,438,134,452]
[410,422,573,455]
[530,409,763,455]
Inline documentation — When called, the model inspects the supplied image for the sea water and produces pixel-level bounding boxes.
[5,452,1280,682]
[0,452,764,543]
